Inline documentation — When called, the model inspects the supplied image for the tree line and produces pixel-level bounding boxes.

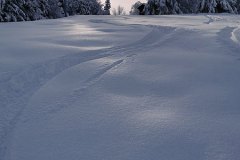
[1,0,240,22]
[0,0,112,22]
[130,0,240,15]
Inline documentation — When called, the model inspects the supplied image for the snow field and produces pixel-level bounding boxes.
[0,15,240,160]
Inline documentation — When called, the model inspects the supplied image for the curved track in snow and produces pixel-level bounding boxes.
[0,19,177,159]
[231,27,240,45]
[1,15,240,160]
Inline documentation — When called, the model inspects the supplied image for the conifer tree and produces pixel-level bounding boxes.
[0,0,104,22]
[1,0,27,21]
[180,0,196,13]
[0,0,4,21]
[104,0,111,15]
[146,0,182,15]
[237,0,240,12]
[130,1,144,15]
[198,0,237,13]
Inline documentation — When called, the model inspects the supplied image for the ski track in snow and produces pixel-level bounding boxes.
[204,15,224,25]
[15,23,180,120]
[0,50,112,159]
[1,15,240,160]
[25,58,125,118]
[0,19,179,159]
[204,15,240,56]
[217,27,240,57]
[231,27,240,45]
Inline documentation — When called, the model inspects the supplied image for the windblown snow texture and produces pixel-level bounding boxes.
[0,15,240,160]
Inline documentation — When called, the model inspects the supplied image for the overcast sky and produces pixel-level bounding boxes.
[102,0,146,12]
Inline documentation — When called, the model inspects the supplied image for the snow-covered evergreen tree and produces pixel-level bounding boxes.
[39,0,50,17]
[67,0,102,15]
[219,0,237,13]
[1,0,27,21]
[198,0,237,13]
[104,0,111,15]
[146,0,182,15]
[0,0,4,21]
[130,1,144,15]
[67,0,88,15]
[85,0,103,15]
[179,0,197,13]
[0,0,104,22]
[198,0,217,13]
[0,0,49,21]
[237,0,240,13]
[23,0,44,20]
[143,0,239,14]
[48,0,65,18]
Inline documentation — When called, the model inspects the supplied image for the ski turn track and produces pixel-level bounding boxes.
[0,20,178,159]
[2,15,240,160]
[231,27,240,45]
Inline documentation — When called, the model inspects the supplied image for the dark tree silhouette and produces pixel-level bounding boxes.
[104,0,111,15]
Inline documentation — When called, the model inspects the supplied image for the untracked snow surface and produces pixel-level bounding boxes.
[0,15,240,160]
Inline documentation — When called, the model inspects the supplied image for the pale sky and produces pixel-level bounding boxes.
[102,0,146,12]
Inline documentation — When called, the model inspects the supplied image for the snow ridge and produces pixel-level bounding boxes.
[231,27,240,44]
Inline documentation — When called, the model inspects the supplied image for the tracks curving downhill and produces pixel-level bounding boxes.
[0,19,179,160]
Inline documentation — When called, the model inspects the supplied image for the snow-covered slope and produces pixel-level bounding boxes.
[0,15,240,160]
